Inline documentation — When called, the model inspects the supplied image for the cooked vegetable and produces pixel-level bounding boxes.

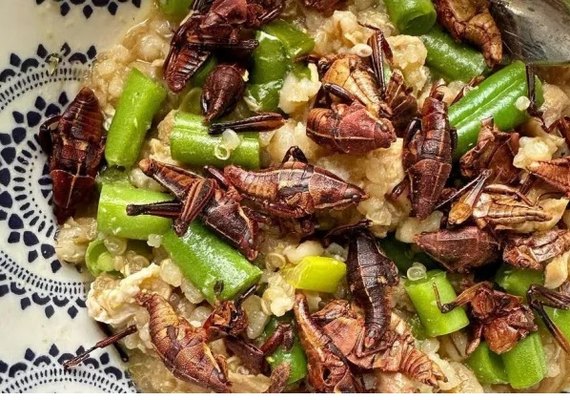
[170,111,261,168]
[85,239,115,277]
[97,183,173,240]
[501,333,546,389]
[246,31,288,111]
[404,270,470,337]
[421,27,489,82]
[384,0,437,35]
[105,68,167,167]
[156,0,194,19]
[262,20,315,59]
[162,223,262,303]
[283,256,347,293]
[466,341,508,385]
[449,61,544,158]
[190,56,217,88]
[263,317,308,385]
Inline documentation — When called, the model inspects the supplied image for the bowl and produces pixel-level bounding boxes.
[0,1,155,393]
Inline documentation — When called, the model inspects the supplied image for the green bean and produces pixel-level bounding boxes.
[262,317,308,385]
[384,0,436,35]
[466,341,508,385]
[105,68,167,167]
[85,239,115,277]
[404,270,470,337]
[95,167,130,191]
[191,56,217,88]
[246,31,288,112]
[495,264,544,297]
[283,256,347,293]
[97,183,173,240]
[502,333,546,389]
[496,264,570,344]
[169,111,260,168]
[162,223,262,303]
[421,27,489,82]
[155,0,193,19]
[449,61,544,159]
[262,20,315,59]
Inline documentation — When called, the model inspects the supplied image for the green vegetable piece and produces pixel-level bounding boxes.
[284,256,347,293]
[408,314,428,341]
[449,61,544,159]
[190,56,217,88]
[384,0,437,35]
[162,224,262,303]
[97,184,173,240]
[105,68,167,167]
[263,317,308,384]
[95,167,130,190]
[467,342,508,385]
[404,270,470,337]
[496,264,570,344]
[250,31,288,84]
[155,0,193,19]
[85,239,115,277]
[262,19,315,59]
[170,111,260,169]
[245,81,284,112]
[502,333,546,389]
[291,63,312,80]
[495,264,544,297]
[180,88,203,115]
[380,234,437,272]
[421,27,489,82]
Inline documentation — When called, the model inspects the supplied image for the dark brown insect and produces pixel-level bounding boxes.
[527,284,570,353]
[136,292,231,392]
[214,146,368,219]
[503,229,570,271]
[39,87,105,223]
[527,156,570,197]
[438,282,537,354]
[126,159,259,260]
[208,112,286,135]
[459,119,520,184]
[293,293,361,393]
[325,221,399,355]
[201,63,247,122]
[433,0,503,67]
[366,26,418,136]
[164,0,283,94]
[402,85,455,220]
[311,300,444,386]
[164,14,212,93]
[472,185,550,231]
[306,83,396,154]
[415,226,500,273]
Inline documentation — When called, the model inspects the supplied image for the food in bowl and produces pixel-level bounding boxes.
[40,0,570,393]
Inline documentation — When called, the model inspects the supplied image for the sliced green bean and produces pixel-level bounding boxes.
[421,27,489,82]
[97,183,173,240]
[169,111,260,168]
[502,333,546,389]
[449,61,544,159]
[85,239,115,277]
[262,20,315,59]
[404,270,470,337]
[155,0,193,19]
[467,341,508,385]
[105,68,167,167]
[384,0,437,35]
[162,223,262,303]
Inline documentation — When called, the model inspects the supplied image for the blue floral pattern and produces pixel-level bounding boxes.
[0,344,136,393]
[35,0,142,18]
[0,0,143,392]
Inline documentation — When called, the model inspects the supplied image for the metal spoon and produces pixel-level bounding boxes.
[489,0,570,63]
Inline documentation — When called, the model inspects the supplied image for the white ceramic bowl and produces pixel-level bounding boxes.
[0,0,157,392]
